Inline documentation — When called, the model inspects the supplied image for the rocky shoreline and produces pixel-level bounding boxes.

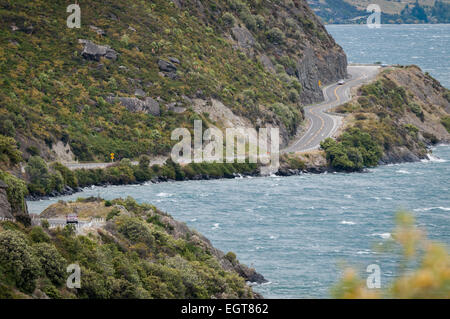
[25,171,261,201]
[26,144,442,201]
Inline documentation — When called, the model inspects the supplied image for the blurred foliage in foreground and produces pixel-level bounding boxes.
[332,212,450,298]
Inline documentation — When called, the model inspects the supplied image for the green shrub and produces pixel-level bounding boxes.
[33,243,67,286]
[41,219,49,230]
[29,226,50,243]
[0,120,15,137]
[51,162,78,188]
[288,88,300,103]
[222,12,236,27]
[225,251,237,264]
[117,217,155,247]
[0,170,28,214]
[441,116,450,133]
[0,135,22,165]
[266,27,285,44]
[26,146,40,156]
[0,230,40,293]
[403,124,419,137]
[106,207,121,221]
[321,127,382,171]
[409,102,424,121]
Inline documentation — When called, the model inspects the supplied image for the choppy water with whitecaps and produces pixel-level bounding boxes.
[27,145,450,298]
[326,24,450,88]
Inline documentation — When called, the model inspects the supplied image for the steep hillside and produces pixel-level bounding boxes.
[0,0,347,165]
[0,197,264,299]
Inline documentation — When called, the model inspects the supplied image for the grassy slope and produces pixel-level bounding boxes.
[0,0,343,163]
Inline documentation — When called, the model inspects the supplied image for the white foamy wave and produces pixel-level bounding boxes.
[372,233,391,239]
[414,206,450,212]
[340,220,356,225]
[396,169,410,174]
[344,194,352,199]
[156,192,172,197]
[212,223,220,230]
[421,154,447,163]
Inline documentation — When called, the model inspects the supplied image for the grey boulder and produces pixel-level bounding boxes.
[106,96,160,116]
[157,59,177,72]
[79,39,117,61]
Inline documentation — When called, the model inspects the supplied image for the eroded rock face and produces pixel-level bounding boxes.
[258,54,276,74]
[231,26,256,52]
[297,47,348,104]
[0,182,14,219]
[79,39,117,61]
[106,96,160,116]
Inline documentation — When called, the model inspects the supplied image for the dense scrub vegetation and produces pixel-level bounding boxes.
[22,155,258,197]
[0,134,22,167]
[0,0,338,163]
[320,128,382,171]
[0,170,28,216]
[0,197,257,299]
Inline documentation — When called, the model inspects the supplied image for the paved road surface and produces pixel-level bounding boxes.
[63,157,167,171]
[283,65,380,153]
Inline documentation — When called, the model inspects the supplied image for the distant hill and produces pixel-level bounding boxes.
[307,0,450,24]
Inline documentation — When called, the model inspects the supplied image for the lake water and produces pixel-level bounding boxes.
[326,24,450,88]
[28,145,450,298]
[27,25,450,298]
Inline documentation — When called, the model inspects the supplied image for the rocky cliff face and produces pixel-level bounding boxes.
[0,182,14,219]
[296,47,348,103]
[175,0,348,104]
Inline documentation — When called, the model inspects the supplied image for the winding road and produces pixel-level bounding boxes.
[283,65,380,153]
[61,65,379,170]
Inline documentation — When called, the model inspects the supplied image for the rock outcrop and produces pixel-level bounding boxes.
[157,59,178,79]
[106,96,160,116]
[297,47,348,104]
[79,39,117,61]
[231,26,256,54]
[0,181,14,219]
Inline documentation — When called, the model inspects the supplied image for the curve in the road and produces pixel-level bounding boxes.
[283,65,380,154]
